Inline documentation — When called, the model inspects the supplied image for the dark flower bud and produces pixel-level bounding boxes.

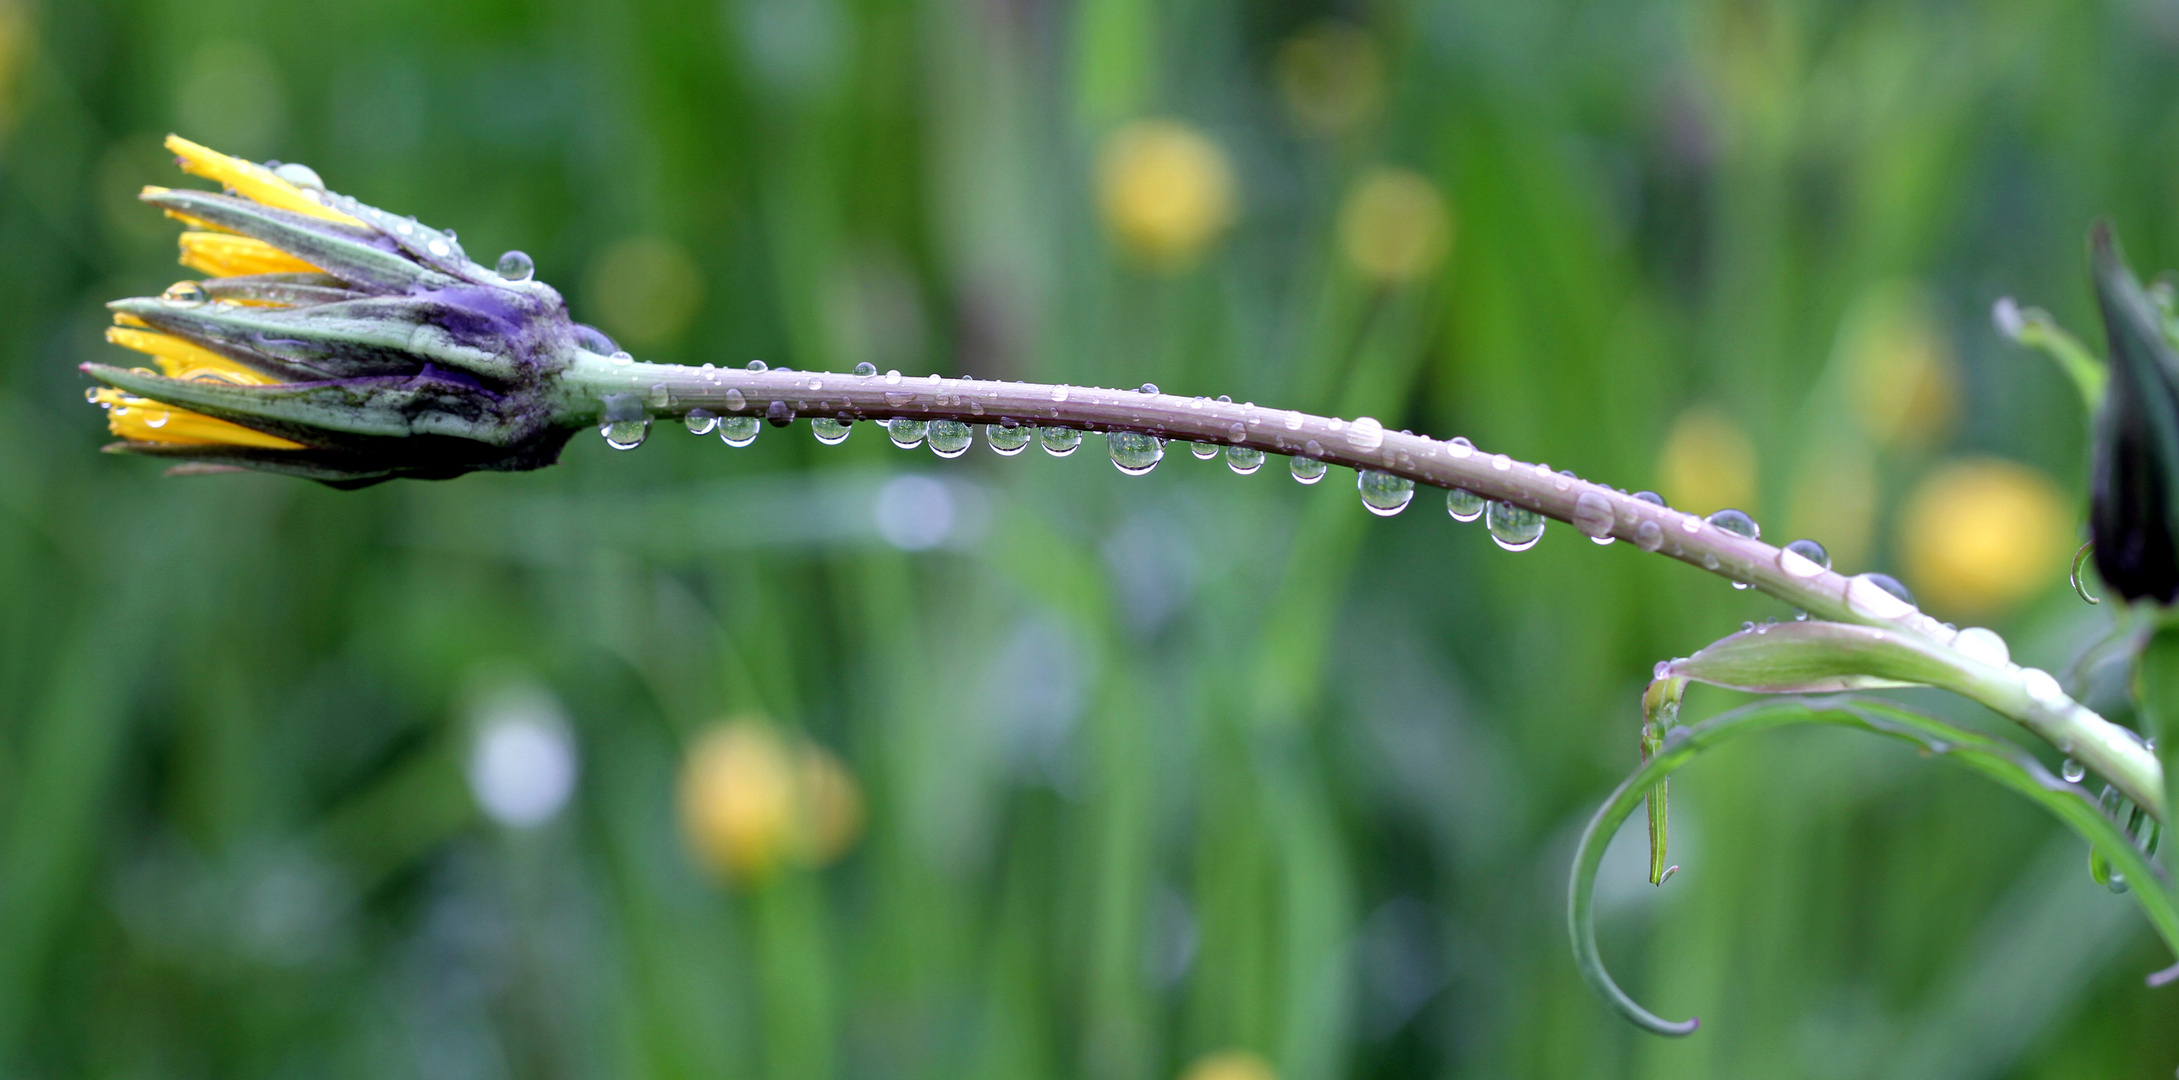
[2088,222,2179,603]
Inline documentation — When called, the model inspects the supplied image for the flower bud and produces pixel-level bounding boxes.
[2087,222,2179,604]
[82,136,607,487]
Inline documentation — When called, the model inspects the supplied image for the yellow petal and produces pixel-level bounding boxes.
[178,231,320,277]
[164,134,363,227]
[88,388,304,449]
[105,327,278,385]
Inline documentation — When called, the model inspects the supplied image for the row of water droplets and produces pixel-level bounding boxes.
[596,368,1896,576]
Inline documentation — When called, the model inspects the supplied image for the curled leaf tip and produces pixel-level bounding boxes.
[1656,864,1679,886]
[2072,541,2101,605]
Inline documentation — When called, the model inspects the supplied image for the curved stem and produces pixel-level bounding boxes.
[1570,695,2179,1036]
[558,354,2163,817]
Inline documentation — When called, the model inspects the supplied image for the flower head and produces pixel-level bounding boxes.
[84,135,607,487]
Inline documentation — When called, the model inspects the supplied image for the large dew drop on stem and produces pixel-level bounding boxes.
[1572,490,1615,545]
[928,420,973,458]
[812,418,852,445]
[888,418,929,449]
[684,409,719,436]
[600,416,649,450]
[1952,626,2010,667]
[1107,431,1164,475]
[1226,445,1264,474]
[1040,426,1082,456]
[1845,573,1916,619]
[1779,539,1829,577]
[1486,501,1544,551]
[1291,457,1328,484]
[1357,470,1414,515]
[719,415,760,447]
[1446,488,1484,522]
[986,423,1033,456]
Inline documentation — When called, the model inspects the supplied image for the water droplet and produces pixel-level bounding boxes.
[1448,436,1474,458]
[1572,490,1615,544]
[1553,470,1575,492]
[719,415,760,447]
[394,220,414,235]
[600,416,650,450]
[496,250,535,280]
[1633,491,1665,506]
[1226,445,1264,474]
[806,377,823,391]
[1139,382,1159,395]
[1357,471,1414,515]
[986,423,1033,455]
[854,361,877,377]
[1486,502,1545,551]
[1285,411,1305,431]
[610,350,634,366]
[1446,488,1484,522]
[724,388,747,411]
[1706,509,1759,539]
[812,417,852,445]
[885,369,902,384]
[684,408,718,435]
[427,237,451,258]
[1348,416,1385,452]
[1291,457,1328,484]
[1702,553,1720,570]
[888,418,929,448]
[160,281,207,306]
[1953,626,2010,667]
[143,411,169,428]
[1051,385,1069,402]
[1040,426,1081,456]
[2021,667,2067,707]
[747,360,768,372]
[766,400,795,427]
[2062,758,2087,783]
[929,420,973,458]
[82,387,100,404]
[1107,431,1164,475]
[271,161,325,190]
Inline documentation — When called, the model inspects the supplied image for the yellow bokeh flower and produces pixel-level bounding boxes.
[1179,1050,1276,1080]
[1337,168,1452,284]
[1899,457,2071,615]
[1097,120,1236,268]
[1274,22,1384,137]
[678,719,864,884]
[1658,405,1758,516]
[1843,283,1957,450]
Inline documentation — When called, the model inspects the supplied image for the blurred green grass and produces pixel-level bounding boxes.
[2,0,2177,1076]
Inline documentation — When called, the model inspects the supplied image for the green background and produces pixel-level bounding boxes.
[2,0,2175,1075]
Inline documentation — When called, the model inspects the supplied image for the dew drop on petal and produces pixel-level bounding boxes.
[1446,488,1484,522]
[1291,457,1328,484]
[1486,501,1545,551]
[1040,426,1081,456]
[1357,470,1414,515]
[1226,445,1264,475]
[719,415,760,447]
[929,419,973,458]
[161,280,208,306]
[812,417,852,445]
[1107,431,1164,475]
[888,418,929,449]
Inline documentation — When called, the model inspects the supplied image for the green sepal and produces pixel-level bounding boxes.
[108,296,514,382]
[85,363,520,447]
[1661,621,1954,694]
[141,188,455,294]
